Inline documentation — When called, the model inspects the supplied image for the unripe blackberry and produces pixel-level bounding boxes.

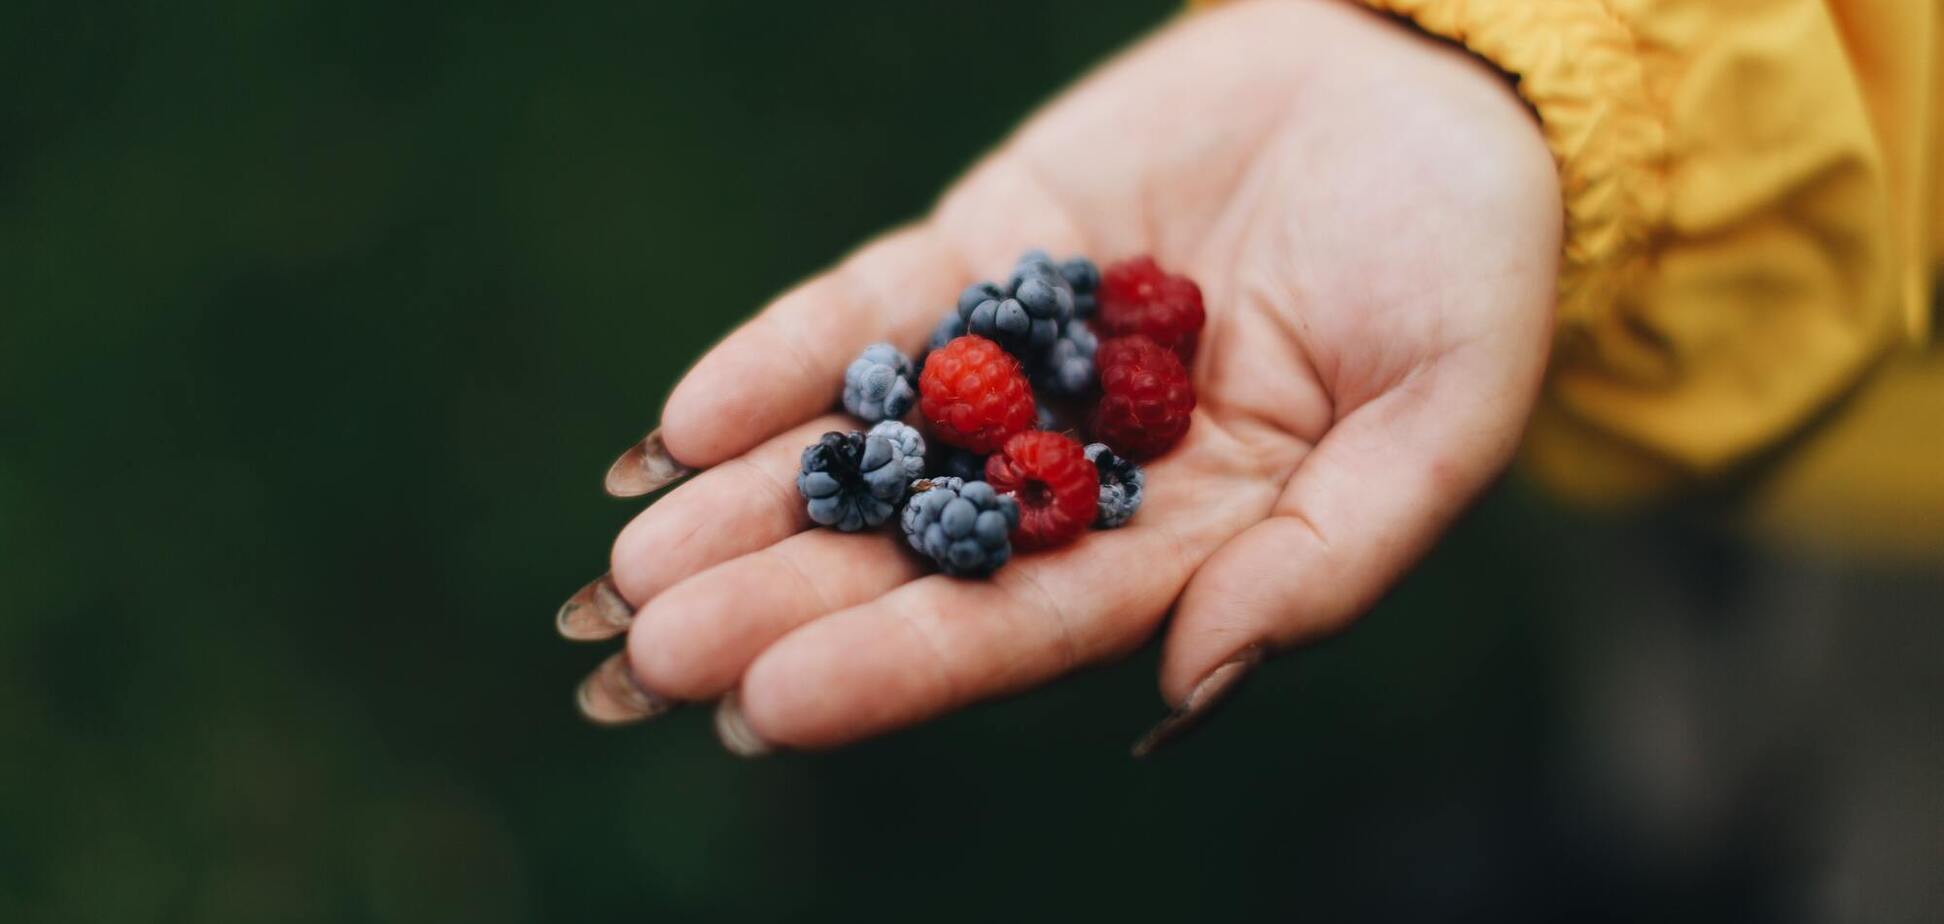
[842,343,918,422]
[867,420,927,481]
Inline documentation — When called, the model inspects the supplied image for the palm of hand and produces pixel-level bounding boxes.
[570,0,1560,752]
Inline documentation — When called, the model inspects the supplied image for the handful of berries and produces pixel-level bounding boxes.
[812,251,1203,576]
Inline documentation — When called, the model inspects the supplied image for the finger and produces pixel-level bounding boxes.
[1154,345,1544,735]
[575,651,674,725]
[654,142,1107,471]
[624,528,922,701]
[555,573,634,642]
[723,456,1264,750]
[608,414,857,606]
[604,427,693,498]
[654,226,962,470]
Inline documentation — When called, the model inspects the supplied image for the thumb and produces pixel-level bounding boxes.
[1137,339,1543,756]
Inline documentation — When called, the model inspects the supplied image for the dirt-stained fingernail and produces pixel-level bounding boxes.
[713,691,773,758]
[604,427,693,498]
[576,652,673,725]
[1130,644,1266,758]
[555,573,635,641]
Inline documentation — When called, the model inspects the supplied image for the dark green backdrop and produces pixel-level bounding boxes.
[1,2,1778,921]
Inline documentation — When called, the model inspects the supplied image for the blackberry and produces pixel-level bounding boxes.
[796,431,911,532]
[1085,442,1143,528]
[1032,317,1098,397]
[960,294,1062,357]
[1060,257,1101,318]
[958,280,1004,315]
[948,254,1076,359]
[1009,250,1060,289]
[928,311,967,352]
[842,343,918,423]
[867,419,927,481]
[936,447,988,483]
[900,477,1019,577]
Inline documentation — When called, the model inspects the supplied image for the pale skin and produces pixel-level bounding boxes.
[566,0,1561,753]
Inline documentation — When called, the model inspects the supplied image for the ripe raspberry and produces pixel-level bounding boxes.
[918,335,1036,453]
[983,431,1098,550]
[1096,256,1205,362]
[1092,335,1195,460]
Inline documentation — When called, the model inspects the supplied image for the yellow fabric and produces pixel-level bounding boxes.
[1193,0,1944,553]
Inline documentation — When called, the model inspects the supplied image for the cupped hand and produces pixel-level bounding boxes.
[564,0,1560,754]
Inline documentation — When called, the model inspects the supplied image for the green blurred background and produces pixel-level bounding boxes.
[7,2,1935,922]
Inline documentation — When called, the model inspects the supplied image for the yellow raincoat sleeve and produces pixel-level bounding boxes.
[1197,0,1941,518]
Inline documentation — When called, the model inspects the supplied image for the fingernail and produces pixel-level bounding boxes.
[1130,644,1266,758]
[576,652,673,725]
[555,573,635,641]
[713,691,773,758]
[604,427,693,497]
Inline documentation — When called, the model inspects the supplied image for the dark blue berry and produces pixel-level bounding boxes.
[928,311,968,352]
[797,431,912,532]
[1059,257,1100,318]
[900,477,1019,577]
[842,343,917,422]
[936,447,987,483]
[868,420,927,481]
[1085,442,1143,528]
[958,280,1004,315]
[942,252,1079,359]
[1032,317,1097,397]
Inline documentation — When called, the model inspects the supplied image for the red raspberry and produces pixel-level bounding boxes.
[1096,256,1205,362]
[1092,335,1195,460]
[919,335,1036,453]
[984,431,1097,550]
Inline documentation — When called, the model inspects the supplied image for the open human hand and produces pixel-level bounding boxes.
[563,0,1560,755]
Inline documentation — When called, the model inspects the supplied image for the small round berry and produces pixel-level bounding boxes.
[842,343,918,423]
[958,280,1004,315]
[984,430,1098,551]
[1092,334,1196,460]
[1084,442,1144,528]
[1031,317,1098,397]
[1060,257,1101,318]
[918,335,1037,453]
[868,420,927,481]
[797,431,912,531]
[900,477,1019,577]
[1097,256,1205,362]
